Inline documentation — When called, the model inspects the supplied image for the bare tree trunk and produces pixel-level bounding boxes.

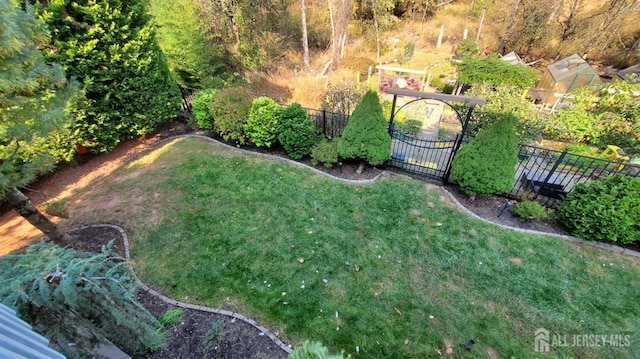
[301,0,310,68]
[4,187,66,244]
[475,0,486,43]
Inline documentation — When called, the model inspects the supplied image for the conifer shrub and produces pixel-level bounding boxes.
[337,90,391,166]
[451,116,519,196]
[278,103,317,159]
[245,97,282,148]
[557,175,640,243]
[311,138,340,168]
[0,242,165,358]
[193,89,218,131]
[210,87,253,145]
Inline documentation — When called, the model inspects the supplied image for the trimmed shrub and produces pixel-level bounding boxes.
[451,117,519,196]
[245,97,282,148]
[210,87,253,145]
[338,91,392,166]
[557,175,640,243]
[311,138,340,168]
[512,200,549,221]
[193,89,218,131]
[278,103,317,159]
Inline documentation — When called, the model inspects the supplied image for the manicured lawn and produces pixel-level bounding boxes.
[100,137,639,358]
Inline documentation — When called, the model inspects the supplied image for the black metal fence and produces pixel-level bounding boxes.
[305,108,350,139]
[505,144,640,208]
[387,132,460,183]
[178,86,198,117]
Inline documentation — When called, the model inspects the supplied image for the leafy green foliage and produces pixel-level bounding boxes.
[193,89,218,131]
[457,38,481,56]
[0,0,80,196]
[451,117,519,195]
[545,81,640,155]
[148,0,232,88]
[289,341,345,359]
[338,91,391,166]
[455,54,539,90]
[210,87,254,145]
[0,242,165,357]
[512,200,549,221]
[32,0,181,153]
[558,175,640,243]
[311,138,340,168]
[463,84,544,142]
[278,103,317,159]
[245,97,282,148]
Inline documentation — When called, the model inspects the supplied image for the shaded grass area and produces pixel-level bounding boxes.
[111,137,638,358]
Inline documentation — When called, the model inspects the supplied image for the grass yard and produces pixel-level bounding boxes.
[73,137,640,358]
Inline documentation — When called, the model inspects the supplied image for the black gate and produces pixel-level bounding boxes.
[388,130,460,182]
[384,89,486,183]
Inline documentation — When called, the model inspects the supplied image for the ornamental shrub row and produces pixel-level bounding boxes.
[196,88,391,167]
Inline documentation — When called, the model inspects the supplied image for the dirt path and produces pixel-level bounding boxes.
[0,122,190,256]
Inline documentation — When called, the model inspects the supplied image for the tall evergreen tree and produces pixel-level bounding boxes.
[29,0,181,152]
[1,0,79,243]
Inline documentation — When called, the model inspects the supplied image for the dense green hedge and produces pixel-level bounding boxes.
[245,97,281,148]
[558,175,640,243]
[32,0,181,153]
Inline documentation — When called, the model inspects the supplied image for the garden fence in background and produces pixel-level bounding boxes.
[507,144,640,208]
[177,88,639,209]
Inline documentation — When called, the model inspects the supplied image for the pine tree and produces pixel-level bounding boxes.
[338,90,391,171]
[0,242,166,357]
[30,0,181,152]
[451,116,519,198]
[1,0,79,243]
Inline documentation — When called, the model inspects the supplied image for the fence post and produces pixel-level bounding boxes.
[322,109,327,137]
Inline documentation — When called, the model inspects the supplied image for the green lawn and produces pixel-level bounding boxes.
[107,137,639,358]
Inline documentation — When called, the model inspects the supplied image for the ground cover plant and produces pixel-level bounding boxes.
[69,137,640,358]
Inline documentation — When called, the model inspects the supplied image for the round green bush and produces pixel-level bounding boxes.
[278,103,317,159]
[557,175,640,243]
[193,88,218,131]
[245,97,282,148]
[210,87,253,145]
[512,200,549,221]
[311,138,340,168]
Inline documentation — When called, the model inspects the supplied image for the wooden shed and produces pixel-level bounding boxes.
[532,54,602,106]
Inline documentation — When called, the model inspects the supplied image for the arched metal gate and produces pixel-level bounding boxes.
[385,89,486,183]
